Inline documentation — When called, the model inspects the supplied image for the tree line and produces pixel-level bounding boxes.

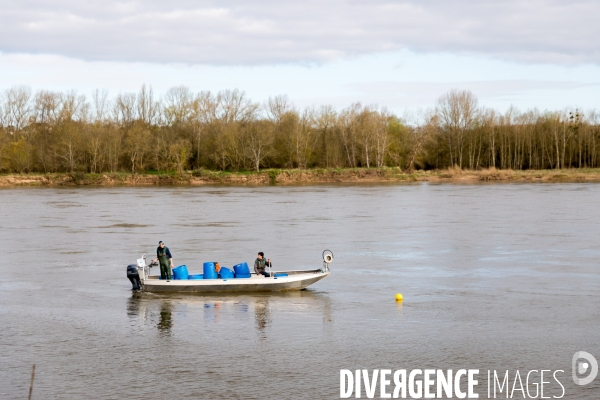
[0,85,599,174]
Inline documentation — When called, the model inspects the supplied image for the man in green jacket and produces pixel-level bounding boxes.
[152,241,174,281]
[254,252,272,277]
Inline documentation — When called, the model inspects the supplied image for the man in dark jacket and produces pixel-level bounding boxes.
[152,241,174,281]
[254,252,272,277]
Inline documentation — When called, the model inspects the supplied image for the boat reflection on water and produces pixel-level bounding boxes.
[203,301,224,323]
[126,290,332,338]
[254,297,271,331]
[157,302,173,334]
[127,294,174,336]
[126,292,143,319]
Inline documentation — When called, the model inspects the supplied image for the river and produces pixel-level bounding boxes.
[1,183,599,399]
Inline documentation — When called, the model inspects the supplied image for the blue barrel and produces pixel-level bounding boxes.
[203,262,218,280]
[274,273,288,277]
[188,274,203,280]
[172,265,189,280]
[234,262,251,278]
[220,267,234,279]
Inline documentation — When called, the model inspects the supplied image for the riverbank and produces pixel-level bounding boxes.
[2,167,600,186]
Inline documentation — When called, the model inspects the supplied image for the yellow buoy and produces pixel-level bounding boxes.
[395,293,403,302]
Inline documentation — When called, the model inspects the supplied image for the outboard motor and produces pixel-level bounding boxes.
[127,264,142,291]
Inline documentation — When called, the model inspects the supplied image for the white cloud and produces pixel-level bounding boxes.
[1,0,599,65]
[339,80,600,110]
[1,51,598,113]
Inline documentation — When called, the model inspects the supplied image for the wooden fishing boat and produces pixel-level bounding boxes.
[127,251,333,293]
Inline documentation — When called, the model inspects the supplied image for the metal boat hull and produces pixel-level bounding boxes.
[141,270,329,293]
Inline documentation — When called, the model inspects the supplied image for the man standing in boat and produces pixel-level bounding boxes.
[254,252,272,277]
[152,241,174,281]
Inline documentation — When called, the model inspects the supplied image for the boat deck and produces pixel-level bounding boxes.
[142,269,329,293]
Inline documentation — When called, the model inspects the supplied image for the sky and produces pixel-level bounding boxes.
[1,0,599,114]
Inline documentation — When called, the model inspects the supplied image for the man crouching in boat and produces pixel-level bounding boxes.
[152,241,174,281]
[254,252,272,277]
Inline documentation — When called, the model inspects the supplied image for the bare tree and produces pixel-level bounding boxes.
[217,89,258,124]
[112,93,137,127]
[480,108,497,168]
[293,107,318,169]
[124,123,152,173]
[189,91,216,167]
[137,85,158,125]
[436,90,479,168]
[34,91,61,124]
[60,91,88,122]
[242,120,273,171]
[164,86,192,127]
[91,89,110,123]
[316,105,338,168]
[406,110,437,170]
[373,107,391,168]
[2,86,32,132]
[338,104,361,168]
[56,122,80,172]
[266,95,293,123]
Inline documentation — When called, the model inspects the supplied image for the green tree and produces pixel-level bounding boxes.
[6,137,33,173]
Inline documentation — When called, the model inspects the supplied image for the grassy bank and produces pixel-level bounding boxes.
[2,167,600,187]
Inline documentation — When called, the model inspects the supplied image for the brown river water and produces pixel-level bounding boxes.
[1,184,599,399]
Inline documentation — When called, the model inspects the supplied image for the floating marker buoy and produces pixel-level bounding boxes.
[395,293,403,302]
